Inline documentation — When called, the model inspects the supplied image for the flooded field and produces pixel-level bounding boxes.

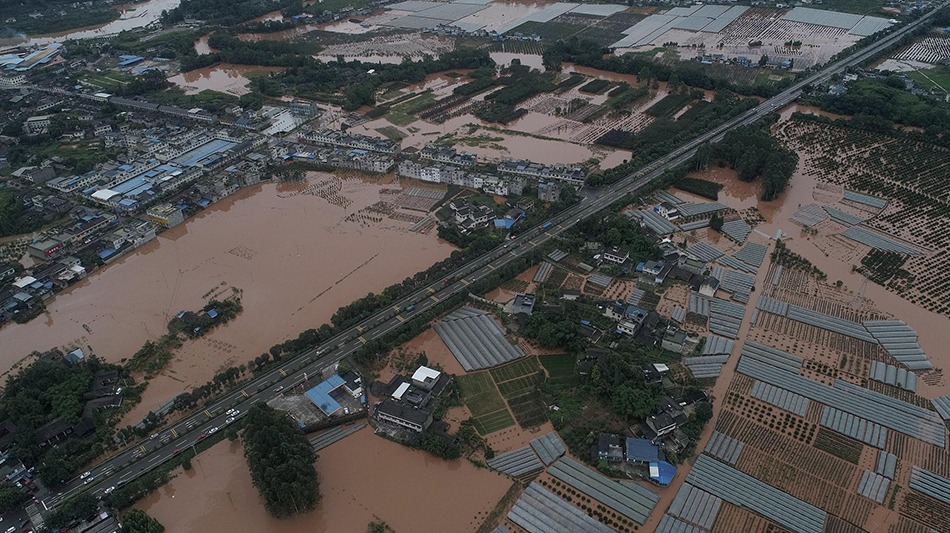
[0,176,453,411]
[168,64,285,95]
[5,0,181,46]
[313,33,455,64]
[670,104,950,397]
[136,427,511,533]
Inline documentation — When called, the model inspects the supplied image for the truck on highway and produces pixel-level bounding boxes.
[539,222,553,230]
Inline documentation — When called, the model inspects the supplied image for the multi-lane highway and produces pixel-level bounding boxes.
[40,2,946,513]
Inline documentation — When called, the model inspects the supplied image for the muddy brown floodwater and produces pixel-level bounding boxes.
[167,64,285,96]
[136,427,511,533]
[3,0,182,46]
[0,177,453,415]
[675,114,950,395]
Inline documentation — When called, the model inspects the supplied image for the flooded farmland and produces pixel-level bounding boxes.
[167,64,285,95]
[136,427,512,533]
[672,105,950,396]
[0,176,453,408]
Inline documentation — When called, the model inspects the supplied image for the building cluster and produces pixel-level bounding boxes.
[591,391,706,483]
[303,371,366,421]
[372,366,452,435]
[0,349,124,449]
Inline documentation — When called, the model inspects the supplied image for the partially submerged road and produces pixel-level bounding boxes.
[44,3,946,512]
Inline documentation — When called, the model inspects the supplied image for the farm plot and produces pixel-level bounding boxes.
[734,430,873,524]
[893,32,950,64]
[781,116,950,315]
[473,409,516,434]
[507,391,548,428]
[457,372,516,434]
[490,356,543,398]
[715,7,788,46]
[813,428,864,464]
[716,410,857,488]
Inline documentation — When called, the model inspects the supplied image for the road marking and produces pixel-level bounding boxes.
[204,410,212,417]
[460,279,469,285]
[396,315,405,323]
[171,429,178,438]
[147,454,163,464]
[430,295,439,303]
[279,368,287,376]
[356,325,364,332]
[358,335,367,343]
[487,264,495,270]
[241,390,249,398]
[427,287,436,293]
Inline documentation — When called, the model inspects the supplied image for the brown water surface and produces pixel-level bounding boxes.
[168,64,285,95]
[136,427,510,533]
[0,179,453,395]
[5,0,181,46]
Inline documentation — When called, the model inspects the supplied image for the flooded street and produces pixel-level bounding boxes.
[0,178,453,404]
[168,64,285,95]
[136,427,511,533]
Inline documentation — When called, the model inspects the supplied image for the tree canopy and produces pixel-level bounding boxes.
[243,404,320,518]
[123,509,165,533]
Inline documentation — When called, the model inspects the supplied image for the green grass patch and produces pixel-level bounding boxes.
[675,177,723,200]
[496,374,543,399]
[556,74,587,91]
[473,409,516,435]
[457,372,495,398]
[458,372,507,417]
[465,391,507,417]
[905,66,950,92]
[579,79,612,94]
[80,71,134,91]
[507,391,548,428]
[490,356,540,383]
[387,91,437,125]
[375,126,406,141]
[539,354,576,381]
[808,0,885,15]
[645,93,693,117]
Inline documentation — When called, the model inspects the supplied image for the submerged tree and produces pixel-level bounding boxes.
[243,404,320,518]
[123,509,165,533]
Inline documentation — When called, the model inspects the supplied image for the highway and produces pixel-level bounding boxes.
[39,2,946,513]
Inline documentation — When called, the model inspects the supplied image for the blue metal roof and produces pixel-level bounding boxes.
[650,460,677,485]
[305,375,346,415]
[626,438,659,462]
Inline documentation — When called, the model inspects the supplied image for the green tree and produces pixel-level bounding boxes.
[709,212,724,231]
[367,520,395,533]
[759,54,769,66]
[611,385,656,420]
[123,509,165,533]
[243,404,320,517]
[0,484,27,514]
